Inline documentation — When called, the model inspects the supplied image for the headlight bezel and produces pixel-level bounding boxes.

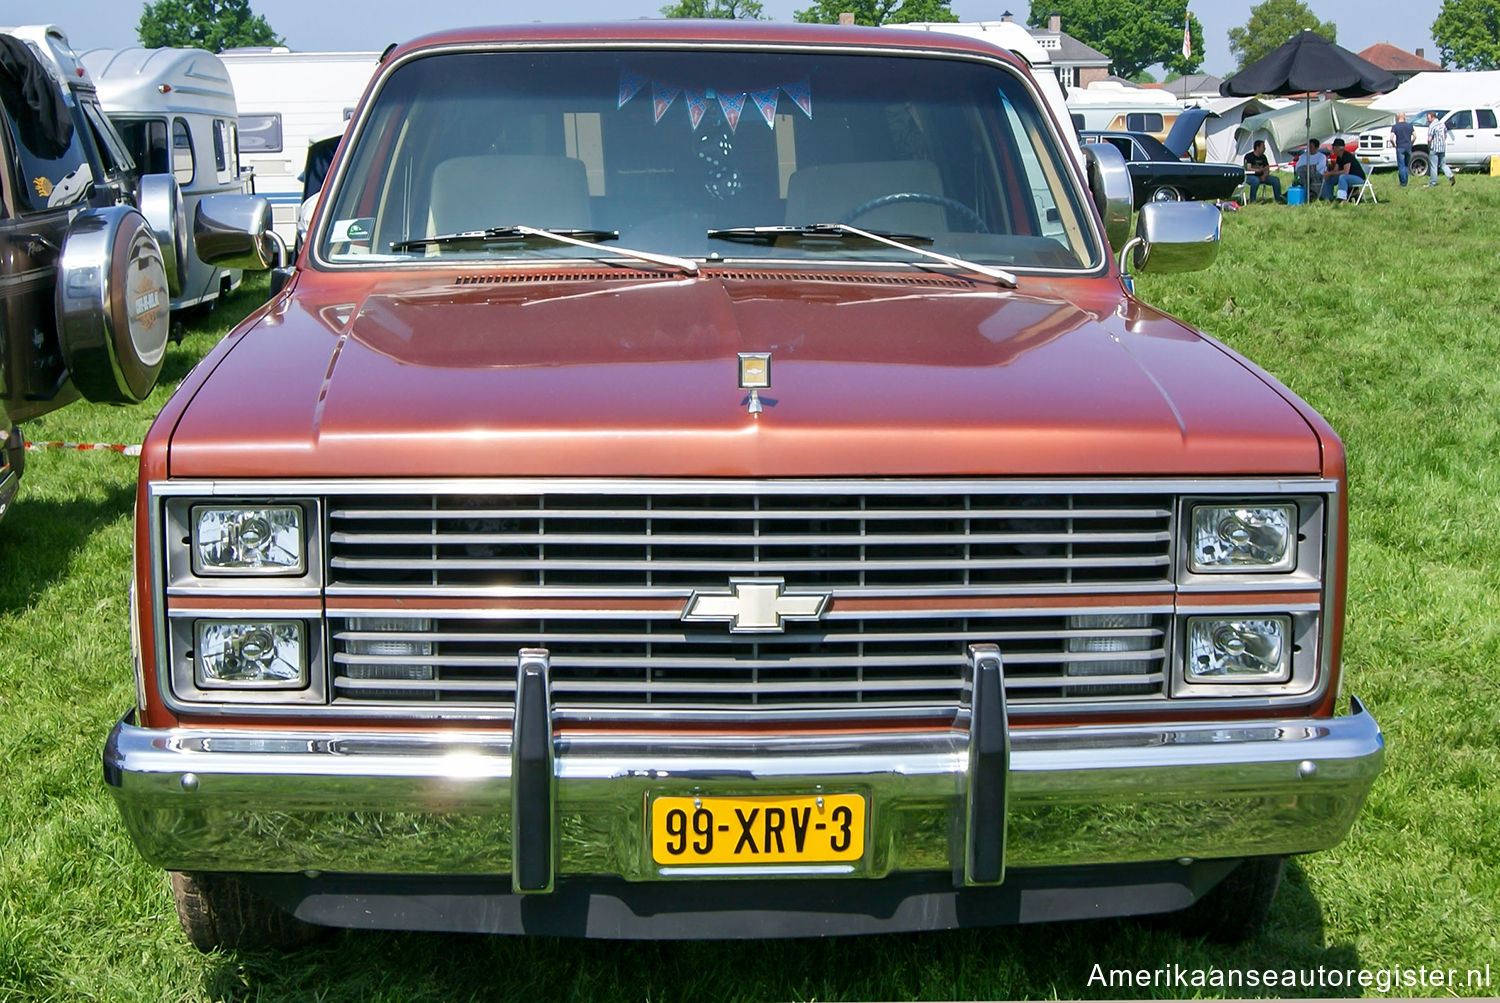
[1170,611,1318,698]
[1177,496,1324,589]
[190,504,308,577]
[169,615,327,705]
[164,497,322,593]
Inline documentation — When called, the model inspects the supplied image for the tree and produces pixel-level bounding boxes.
[137,0,282,52]
[794,0,957,27]
[661,0,765,17]
[1432,0,1500,69]
[1026,1,1199,80]
[1227,0,1337,71]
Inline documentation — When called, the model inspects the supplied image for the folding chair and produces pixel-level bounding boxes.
[1352,177,1377,204]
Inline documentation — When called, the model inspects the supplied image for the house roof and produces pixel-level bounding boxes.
[1029,29,1109,66]
[1358,43,1442,73]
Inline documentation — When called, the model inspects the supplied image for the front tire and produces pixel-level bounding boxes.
[171,871,326,952]
[1410,152,1431,177]
[1149,185,1183,202]
[1171,856,1285,944]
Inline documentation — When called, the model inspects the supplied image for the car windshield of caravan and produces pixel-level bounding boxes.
[318,48,1098,271]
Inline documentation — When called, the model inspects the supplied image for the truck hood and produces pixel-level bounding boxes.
[168,271,1320,477]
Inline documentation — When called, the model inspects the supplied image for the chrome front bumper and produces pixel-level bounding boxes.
[105,697,1383,881]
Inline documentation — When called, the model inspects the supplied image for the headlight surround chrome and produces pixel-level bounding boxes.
[194,619,308,689]
[1188,503,1296,573]
[1185,616,1291,684]
[191,504,306,575]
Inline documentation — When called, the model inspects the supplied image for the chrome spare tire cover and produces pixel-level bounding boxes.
[55,206,170,405]
[137,173,189,297]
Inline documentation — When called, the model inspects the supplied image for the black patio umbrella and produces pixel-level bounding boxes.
[1220,30,1397,201]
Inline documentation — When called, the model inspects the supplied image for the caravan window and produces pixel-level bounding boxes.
[172,118,194,185]
[1124,112,1163,133]
[115,118,170,174]
[239,113,283,153]
[212,119,236,181]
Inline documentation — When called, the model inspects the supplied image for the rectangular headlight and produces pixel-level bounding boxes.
[1185,616,1291,683]
[195,620,307,689]
[192,505,305,575]
[1189,504,1295,573]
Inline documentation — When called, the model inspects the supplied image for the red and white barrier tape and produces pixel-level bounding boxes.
[25,440,141,457]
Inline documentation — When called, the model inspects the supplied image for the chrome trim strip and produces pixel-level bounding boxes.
[155,477,1340,496]
[106,698,1384,877]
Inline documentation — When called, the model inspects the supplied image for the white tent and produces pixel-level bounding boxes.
[1201,95,1291,164]
[1370,70,1500,112]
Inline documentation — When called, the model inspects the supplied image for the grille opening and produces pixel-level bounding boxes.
[327,490,1173,591]
[327,612,1168,710]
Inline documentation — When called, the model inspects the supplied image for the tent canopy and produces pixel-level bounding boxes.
[1235,100,1395,151]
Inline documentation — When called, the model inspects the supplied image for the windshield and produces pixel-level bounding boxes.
[318,47,1098,272]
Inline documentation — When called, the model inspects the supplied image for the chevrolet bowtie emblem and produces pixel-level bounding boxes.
[738,352,771,416]
[682,578,830,633]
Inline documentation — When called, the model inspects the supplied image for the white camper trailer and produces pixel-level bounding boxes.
[81,46,246,310]
[219,48,380,245]
[885,21,1082,168]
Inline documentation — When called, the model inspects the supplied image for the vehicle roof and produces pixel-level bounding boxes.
[80,47,237,116]
[0,24,90,88]
[1083,130,1176,160]
[383,20,1029,71]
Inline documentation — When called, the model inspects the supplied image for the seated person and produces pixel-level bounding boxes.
[1242,139,1282,202]
[1320,137,1367,202]
[1291,139,1327,195]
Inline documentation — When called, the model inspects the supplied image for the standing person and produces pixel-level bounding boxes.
[1426,111,1454,186]
[1321,138,1367,203]
[1243,139,1282,202]
[1390,112,1414,186]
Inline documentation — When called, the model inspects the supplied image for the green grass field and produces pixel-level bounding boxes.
[1,177,1497,1001]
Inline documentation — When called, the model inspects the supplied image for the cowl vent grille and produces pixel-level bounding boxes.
[451,270,975,288]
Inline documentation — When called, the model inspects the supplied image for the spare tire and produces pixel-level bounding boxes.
[55,206,170,405]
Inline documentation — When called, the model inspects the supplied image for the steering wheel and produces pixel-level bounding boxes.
[838,192,989,233]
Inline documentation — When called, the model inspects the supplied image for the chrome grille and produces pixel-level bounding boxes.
[327,610,1169,710]
[326,488,1174,592]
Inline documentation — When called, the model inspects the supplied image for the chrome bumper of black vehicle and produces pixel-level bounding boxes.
[105,696,1383,893]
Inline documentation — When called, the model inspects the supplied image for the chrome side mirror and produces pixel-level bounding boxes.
[194,194,279,270]
[1124,201,1220,275]
[1083,142,1133,254]
[136,173,188,296]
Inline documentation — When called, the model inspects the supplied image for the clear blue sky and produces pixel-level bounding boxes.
[52,0,1442,79]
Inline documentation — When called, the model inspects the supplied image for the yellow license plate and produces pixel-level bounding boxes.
[651,794,866,866]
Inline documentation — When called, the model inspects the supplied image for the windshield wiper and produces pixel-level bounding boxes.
[708,222,1016,287]
[706,224,936,247]
[390,224,699,275]
[392,226,620,250]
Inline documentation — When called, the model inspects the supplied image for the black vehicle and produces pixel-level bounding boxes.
[0,25,184,519]
[1080,129,1244,207]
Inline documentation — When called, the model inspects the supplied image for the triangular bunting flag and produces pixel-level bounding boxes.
[684,88,710,129]
[618,68,648,108]
[652,81,681,123]
[749,87,779,127]
[718,91,747,132]
[781,77,812,119]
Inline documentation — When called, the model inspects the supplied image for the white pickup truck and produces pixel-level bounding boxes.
[1359,106,1500,176]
